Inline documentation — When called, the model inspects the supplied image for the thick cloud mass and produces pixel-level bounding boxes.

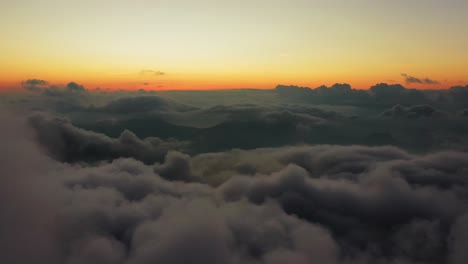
[382,104,446,118]
[276,82,468,109]
[0,113,61,264]
[29,113,188,164]
[21,79,49,92]
[1,111,468,264]
[2,83,468,264]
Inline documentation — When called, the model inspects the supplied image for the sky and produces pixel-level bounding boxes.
[1,0,467,90]
[2,3,468,261]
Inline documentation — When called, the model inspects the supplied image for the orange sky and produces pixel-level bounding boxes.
[1,0,467,91]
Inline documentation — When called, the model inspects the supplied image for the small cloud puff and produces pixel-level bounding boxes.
[401,73,439,85]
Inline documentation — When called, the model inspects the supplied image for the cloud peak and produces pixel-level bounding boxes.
[21,79,49,92]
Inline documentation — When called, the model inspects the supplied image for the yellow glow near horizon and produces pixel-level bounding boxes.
[1,0,467,90]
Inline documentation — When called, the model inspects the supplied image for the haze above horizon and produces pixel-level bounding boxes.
[1,0,467,90]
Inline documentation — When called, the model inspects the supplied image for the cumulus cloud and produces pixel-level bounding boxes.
[1,110,468,264]
[28,99,468,155]
[21,79,49,92]
[402,74,440,85]
[42,82,88,97]
[213,145,468,263]
[18,80,89,99]
[5,82,468,264]
[276,83,372,105]
[66,81,86,93]
[24,79,49,86]
[28,113,189,164]
[274,81,468,108]
[449,213,468,264]
[8,83,468,155]
[153,151,199,182]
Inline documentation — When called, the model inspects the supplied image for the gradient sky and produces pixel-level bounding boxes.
[1,0,467,90]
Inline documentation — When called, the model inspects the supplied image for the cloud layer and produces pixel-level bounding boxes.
[1,111,468,264]
[29,113,189,164]
[3,81,468,264]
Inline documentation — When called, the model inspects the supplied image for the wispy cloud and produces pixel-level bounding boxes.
[109,70,166,77]
[140,70,165,76]
[401,73,439,85]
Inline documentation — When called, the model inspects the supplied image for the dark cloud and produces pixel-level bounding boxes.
[369,83,431,105]
[8,83,468,155]
[217,146,468,263]
[2,115,468,264]
[66,81,86,93]
[0,112,61,264]
[450,85,468,98]
[21,79,49,92]
[275,82,442,106]
[18,81,89,99]
[24,79,49,86]
[41,82,88,99]
[0,117,341,263]
[402,74,440,85]
[423,78,440,85]
[449,213,468,264]
[58,99,468,154]
[5,82,468,264]
[153,151,199,182]
[276,83,372,105]
[15,79,468,112]
[274,82,468,109]
[28,113,189,164]
[382,104,447,118]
